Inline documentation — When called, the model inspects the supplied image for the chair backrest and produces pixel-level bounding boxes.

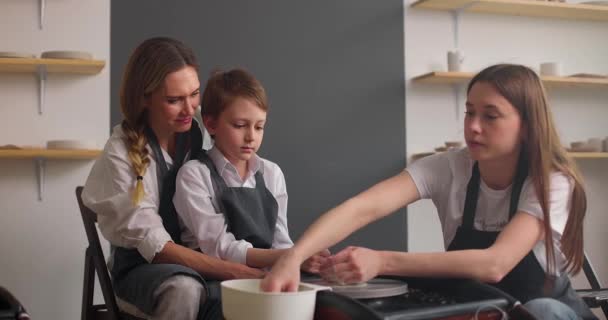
[581,253,608,318]
[76,186,122,320]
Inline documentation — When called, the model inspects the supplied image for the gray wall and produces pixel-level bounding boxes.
[111,1,407,251]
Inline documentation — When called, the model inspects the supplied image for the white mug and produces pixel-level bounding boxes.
[540,62,562,76]
[447,50,464,72]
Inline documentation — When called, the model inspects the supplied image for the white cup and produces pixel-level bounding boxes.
[540,62,562,76]
[447,50,464,72]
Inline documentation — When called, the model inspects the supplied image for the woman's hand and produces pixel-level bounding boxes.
[260,248,303,292]
[300,249,331,274]
[320,246,383,284]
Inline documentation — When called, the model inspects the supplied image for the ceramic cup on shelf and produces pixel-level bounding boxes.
[587,138,602,152]
[603,137,608,152]
[570,141,587,151]
[447,50,464,72]
[540,62,562,76]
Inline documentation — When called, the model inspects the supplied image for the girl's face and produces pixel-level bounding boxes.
[146,66,200,138]
[204,97,267,167]
[464,82,524,162]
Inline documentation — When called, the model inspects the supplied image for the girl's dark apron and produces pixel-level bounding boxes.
[110,121,223,320]
[447,159,596,319]
[196,150,279,250]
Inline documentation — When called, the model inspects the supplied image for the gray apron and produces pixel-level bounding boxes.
[197,151,279,250]
[110,121,223,320]
[447,157,596,319]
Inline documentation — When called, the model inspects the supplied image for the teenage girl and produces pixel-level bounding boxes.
[261,64,596,320]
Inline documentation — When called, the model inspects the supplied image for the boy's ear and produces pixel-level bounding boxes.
[202,115,217,136]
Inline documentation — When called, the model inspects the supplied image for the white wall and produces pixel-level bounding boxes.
[404,1,608,318]
[0,1,109,319]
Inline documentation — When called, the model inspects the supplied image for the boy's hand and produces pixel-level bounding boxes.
[320,246,381,284]
[300,249,331,274]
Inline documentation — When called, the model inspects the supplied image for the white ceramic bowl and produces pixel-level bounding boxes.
[221,279,330,320]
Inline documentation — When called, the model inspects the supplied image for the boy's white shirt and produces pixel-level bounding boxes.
[174,145,293,265]
[406,148,572,276]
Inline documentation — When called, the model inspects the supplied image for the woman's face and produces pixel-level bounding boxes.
[204,97,267,167]
[464,82,524,162]
[145,66,200,138]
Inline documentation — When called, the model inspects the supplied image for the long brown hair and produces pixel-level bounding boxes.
[119,37,198,204]
[201,68,268,122]
[467,64,586,275]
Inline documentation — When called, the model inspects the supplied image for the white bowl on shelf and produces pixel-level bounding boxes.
[46,140,96,150]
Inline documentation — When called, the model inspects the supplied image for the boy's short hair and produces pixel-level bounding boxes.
[201,68,268,118]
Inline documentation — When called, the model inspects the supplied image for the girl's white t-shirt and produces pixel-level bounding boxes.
[406,148,573,275]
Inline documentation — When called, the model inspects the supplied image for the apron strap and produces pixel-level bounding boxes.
[144,126,169,189]
[144,125,201,244]
[508,153,528,218]
[462,162,481,229]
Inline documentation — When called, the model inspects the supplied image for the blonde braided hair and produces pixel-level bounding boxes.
[119,37,199,204]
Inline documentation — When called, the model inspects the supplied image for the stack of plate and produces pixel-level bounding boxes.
[46,140,96,150]
[41,51,93,60]
[0,52,36,59]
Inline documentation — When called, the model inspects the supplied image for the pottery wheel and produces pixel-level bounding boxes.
[306,278,408,299]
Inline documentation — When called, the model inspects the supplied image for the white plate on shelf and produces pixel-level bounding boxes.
[41,50,93,60]
[0,51,36,58]
[46,140,96,150]
[580,1,608,5]
[567,73,608,78]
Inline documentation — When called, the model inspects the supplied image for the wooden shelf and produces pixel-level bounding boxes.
[569,152,608,158]
[0,148,101,160]
[412,71,608,88]
[0,58,105,74]
[411,0,608,21]
[410,151,608,161]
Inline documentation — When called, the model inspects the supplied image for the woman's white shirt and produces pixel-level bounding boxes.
[82,125,174,263]
[173,146,293,265]
[406,148,572,275]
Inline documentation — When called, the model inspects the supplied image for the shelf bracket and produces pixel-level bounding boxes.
[37,65,47,115]
[35,157,46,201]
[39,0,45,29]
[451,2,476,49]
[452,84,464,121]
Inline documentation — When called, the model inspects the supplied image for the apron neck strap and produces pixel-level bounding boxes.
[144,126,169,184]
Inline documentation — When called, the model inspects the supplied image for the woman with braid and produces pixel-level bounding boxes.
[82,37,263,320]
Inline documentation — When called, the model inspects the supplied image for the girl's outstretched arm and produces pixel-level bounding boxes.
[317,211,544,284]
[261,170,420,292]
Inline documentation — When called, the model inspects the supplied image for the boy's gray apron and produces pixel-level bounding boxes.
[197,150,278,250]
[110,122,222,320]
[448,158,596,319]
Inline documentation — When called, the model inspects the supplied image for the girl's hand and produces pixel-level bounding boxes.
[320,246,382,284]
[300,249,331,274]
[260,248,302,292]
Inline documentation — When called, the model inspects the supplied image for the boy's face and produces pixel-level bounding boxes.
[204,97,267,167]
